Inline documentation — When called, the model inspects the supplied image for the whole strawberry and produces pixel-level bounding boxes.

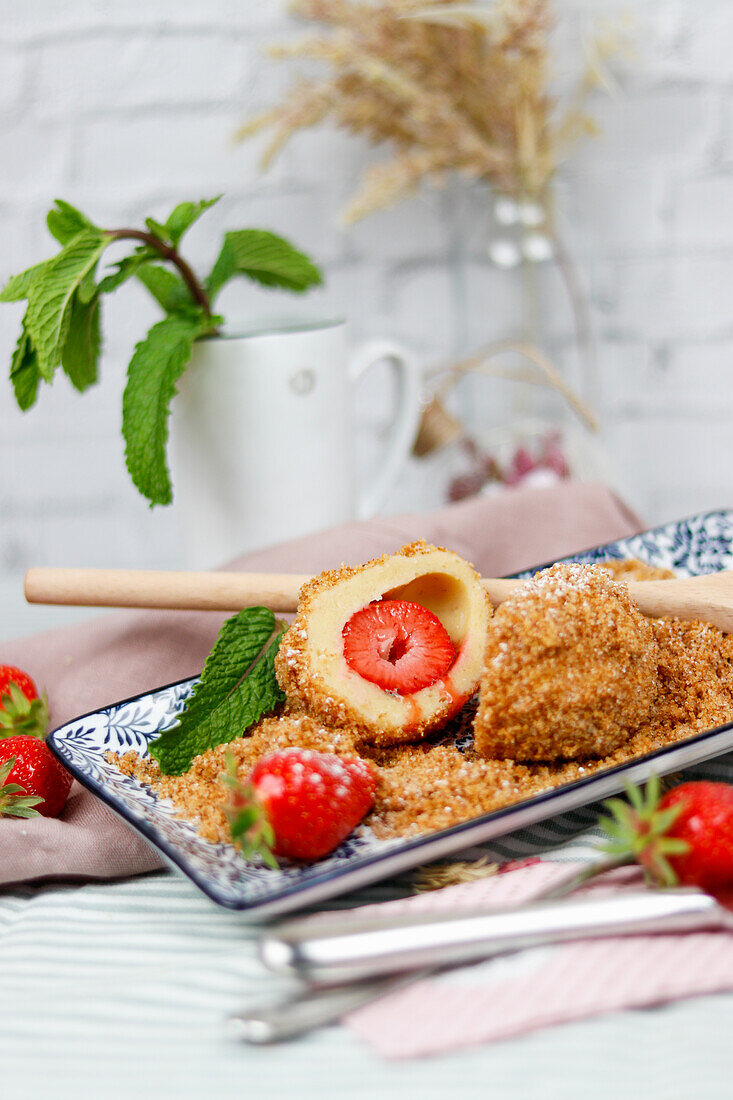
[654,782,733,893]
[222,748,376,864]
[0,736,72,819]
[600,776,733,893]
[0,664,49,740]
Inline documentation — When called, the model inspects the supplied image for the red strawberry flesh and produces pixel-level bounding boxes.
[342,599,456,695]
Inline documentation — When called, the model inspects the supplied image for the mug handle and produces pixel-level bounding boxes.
[349,340,422,520]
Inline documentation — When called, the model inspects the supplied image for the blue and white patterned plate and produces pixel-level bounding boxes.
[48,510,733,918]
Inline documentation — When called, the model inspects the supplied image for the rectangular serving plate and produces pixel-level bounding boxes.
[48,510,733,918]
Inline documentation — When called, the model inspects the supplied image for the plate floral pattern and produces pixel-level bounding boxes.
[48,511,733,916]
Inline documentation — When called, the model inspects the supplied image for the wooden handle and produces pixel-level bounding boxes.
[627,573,733,634]
[24,568,311,613]
[23,566,733,634]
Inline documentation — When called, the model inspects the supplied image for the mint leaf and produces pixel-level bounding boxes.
[149,607,286,775]
[169,607,281,730]
[10,319,41,410]
[145,216,170,242]
[142,197,220,249]
[0,261,48,303]
[1,202,99,303]
[98,248,157,295]
[78,263,99,304]
[122,312,211,506]
[61,291,101,392]
[206,229,323,301]
[164,196,221,247]
[47,200,95,245]
[136,264,191,314]
[26,230,109,382]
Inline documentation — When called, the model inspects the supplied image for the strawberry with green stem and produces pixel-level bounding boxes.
[0,665,49,740]
[221,748,377,864]
[599,774,733,893]
[0,756,45,818]
[0,736,72,819]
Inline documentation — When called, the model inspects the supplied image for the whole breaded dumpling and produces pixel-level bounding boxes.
[474,563,660,761]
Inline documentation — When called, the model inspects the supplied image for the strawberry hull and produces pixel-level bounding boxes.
[0,735,72,818]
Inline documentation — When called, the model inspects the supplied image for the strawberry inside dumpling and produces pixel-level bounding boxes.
[342,600,455,695]
[274,542,491,745]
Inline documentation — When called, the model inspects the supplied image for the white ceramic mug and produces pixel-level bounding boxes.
[171,320,421,567]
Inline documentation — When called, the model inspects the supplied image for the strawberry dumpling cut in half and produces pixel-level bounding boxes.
[275,541,491,745]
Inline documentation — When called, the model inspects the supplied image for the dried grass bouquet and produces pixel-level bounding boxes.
[239,0,625,223]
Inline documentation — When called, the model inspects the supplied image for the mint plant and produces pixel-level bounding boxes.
[1,197,323,506]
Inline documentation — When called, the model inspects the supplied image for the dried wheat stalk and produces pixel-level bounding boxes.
[412,855,500,892]
[239,0,626,222]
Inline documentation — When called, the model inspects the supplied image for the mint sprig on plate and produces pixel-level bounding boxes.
[149,606,287,776]
[1,197,322,506]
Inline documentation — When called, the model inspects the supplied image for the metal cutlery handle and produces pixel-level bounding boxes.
[227,862,613,1044]
[259,888,725,984]
[226,972,422,1044]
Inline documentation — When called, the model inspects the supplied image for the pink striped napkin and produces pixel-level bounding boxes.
[340,861,733,1059]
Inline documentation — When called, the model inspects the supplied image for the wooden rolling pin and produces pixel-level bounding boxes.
[22,566,733,633]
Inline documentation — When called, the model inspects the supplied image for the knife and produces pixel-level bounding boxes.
[257,886,726,985]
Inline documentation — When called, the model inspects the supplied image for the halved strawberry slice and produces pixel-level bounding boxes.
[342,599,455,695]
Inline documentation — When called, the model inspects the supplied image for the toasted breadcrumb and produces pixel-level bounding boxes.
[599,559,675,581]
[474,563,661,761]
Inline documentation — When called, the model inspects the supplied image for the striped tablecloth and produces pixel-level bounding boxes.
[3,785,733,1100]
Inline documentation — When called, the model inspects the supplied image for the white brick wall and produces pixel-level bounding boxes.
[0,0,732,592]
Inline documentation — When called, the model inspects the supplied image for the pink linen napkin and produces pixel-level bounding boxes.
[0,481,641,886]
[343,861,733,1059]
